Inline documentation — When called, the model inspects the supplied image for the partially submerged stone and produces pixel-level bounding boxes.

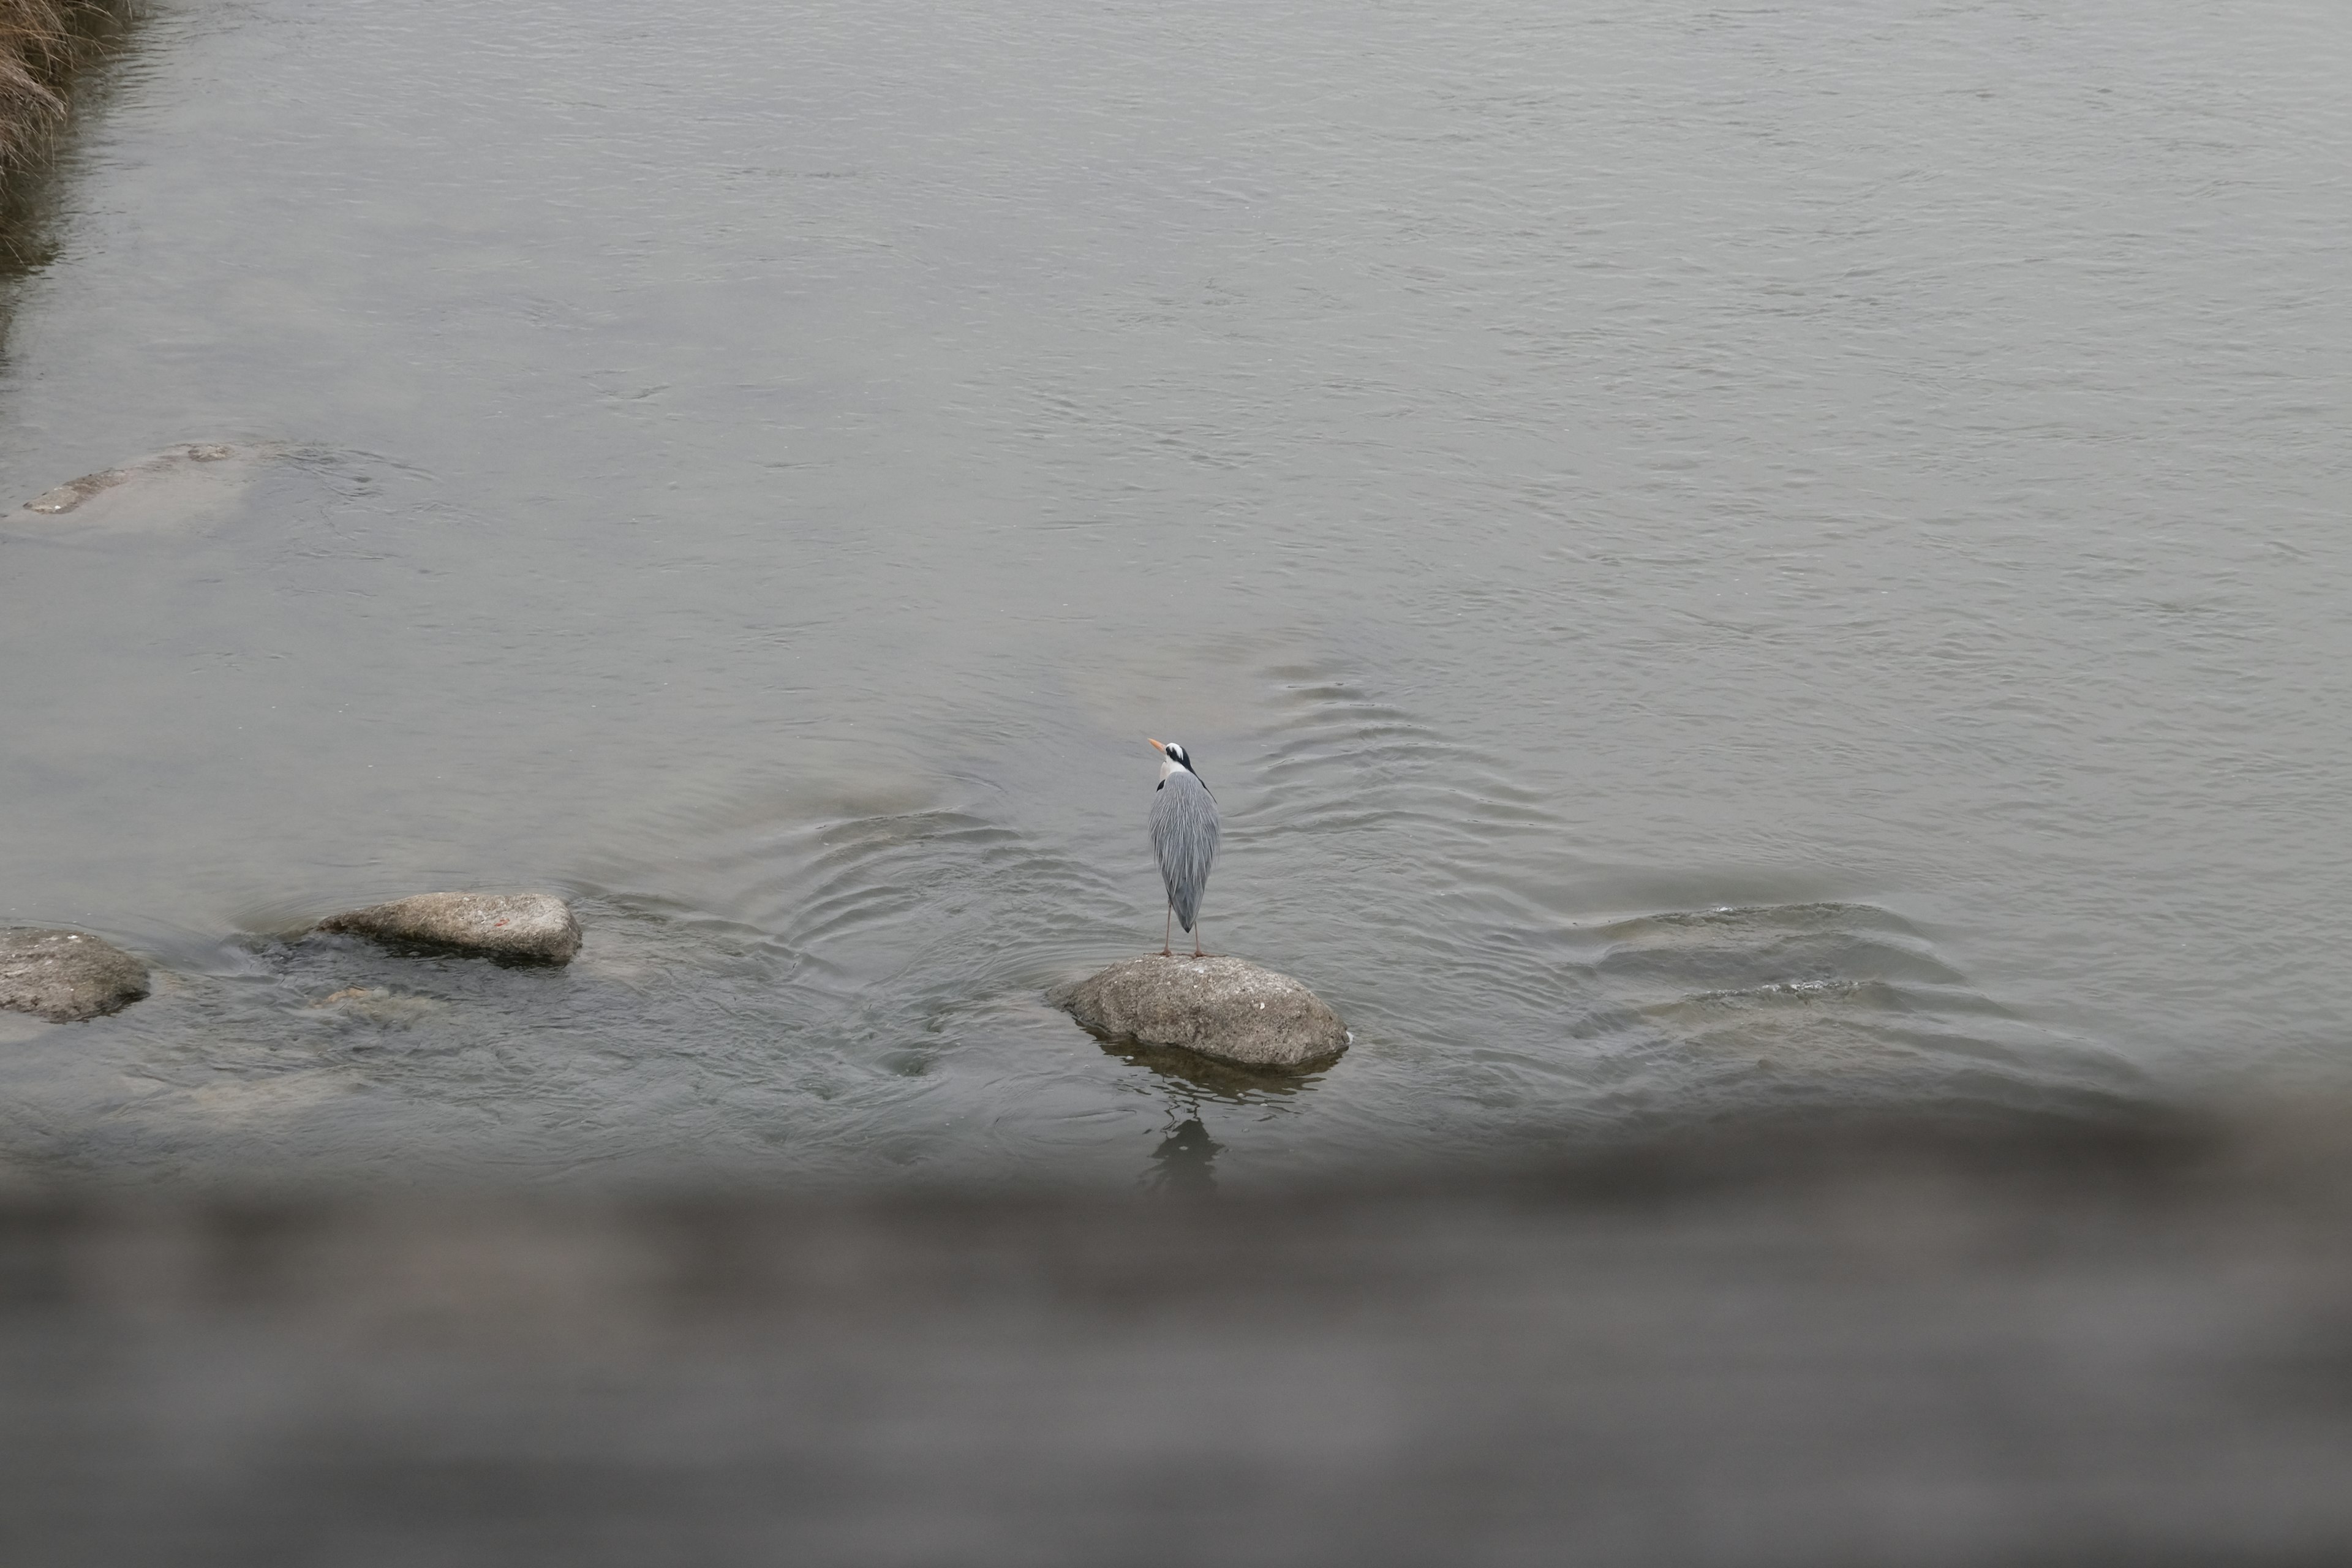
[317,892,582,965]
[309,986,447,1026]
[16,443,270,531]
[0,929,151,1023]
[1053,954,1348,1071]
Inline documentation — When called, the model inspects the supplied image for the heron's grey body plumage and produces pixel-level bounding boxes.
[1150,760,1219,934]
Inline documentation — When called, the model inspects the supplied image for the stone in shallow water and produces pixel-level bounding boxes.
[1053,954,1349,1071]
[317,892,582,965]
[13,442,279,533]
[21,439,248,517]
[0,929,151,1023]
[308,986,447,1027]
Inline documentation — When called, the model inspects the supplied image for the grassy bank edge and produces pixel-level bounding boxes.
[0,0,128,173]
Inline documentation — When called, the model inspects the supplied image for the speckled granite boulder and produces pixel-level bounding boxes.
[1053,954,1348,1070]
[0,929,151,1022]
[317,892,581,965]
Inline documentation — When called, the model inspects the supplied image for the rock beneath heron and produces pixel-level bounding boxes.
[316,892,582,965]
[0,929,151,1023]
[1053,955,1349,1071]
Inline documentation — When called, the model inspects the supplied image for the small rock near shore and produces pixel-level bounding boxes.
[1053,954,1349,1071]
[317,892,582,965]
[0,929,151,1023]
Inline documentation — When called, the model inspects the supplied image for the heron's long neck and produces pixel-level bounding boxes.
[1158,756,1187,785]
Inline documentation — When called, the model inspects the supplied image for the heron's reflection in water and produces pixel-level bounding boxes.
[1080,1030,1326,1191]
[1147,1114,1223,1193]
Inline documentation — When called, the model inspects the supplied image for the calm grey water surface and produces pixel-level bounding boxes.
[1,0,2347,1186]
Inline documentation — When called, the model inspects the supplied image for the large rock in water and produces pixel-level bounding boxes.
[0,929,151,1022]
[1054,954,1349,1070]
[317,892,582,965]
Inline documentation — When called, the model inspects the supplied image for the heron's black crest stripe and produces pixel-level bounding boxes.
[1156,746,1210,794]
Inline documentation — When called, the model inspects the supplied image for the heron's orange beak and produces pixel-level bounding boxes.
[1147,737,1165,752]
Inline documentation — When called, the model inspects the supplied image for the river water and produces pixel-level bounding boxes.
[0,0,2346,1187]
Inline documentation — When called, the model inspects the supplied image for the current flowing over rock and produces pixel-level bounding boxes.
[1054,954,1348,1070]
[316,892,582,965]
[0,927,149,1022]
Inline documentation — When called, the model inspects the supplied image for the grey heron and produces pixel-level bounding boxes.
[1148,737,1220,957]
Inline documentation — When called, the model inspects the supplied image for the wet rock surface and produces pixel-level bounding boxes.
[1054,954,1348,1069]
[316,892,582,965]
[0,928,150,1022]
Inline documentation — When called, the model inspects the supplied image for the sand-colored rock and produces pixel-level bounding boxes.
[1053,954,1348,1070]
[317,892,582,965]
[0,928,151,1022]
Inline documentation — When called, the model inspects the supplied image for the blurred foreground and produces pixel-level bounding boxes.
[4,1110,2350,1565]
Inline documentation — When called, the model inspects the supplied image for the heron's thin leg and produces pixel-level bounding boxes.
[1163,904,1173,959]
[1193,914,1205,959]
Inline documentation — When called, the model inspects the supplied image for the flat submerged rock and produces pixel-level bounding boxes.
[14,443,276,532]
[317,892,582,965]
[0,929,151,1023]
[1054,954,1348,1071]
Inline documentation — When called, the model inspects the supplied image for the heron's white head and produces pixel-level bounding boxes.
[1147,737,1201,786]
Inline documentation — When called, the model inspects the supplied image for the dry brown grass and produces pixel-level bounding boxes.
[0,0,124,172]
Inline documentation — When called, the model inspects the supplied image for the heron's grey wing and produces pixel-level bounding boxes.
[1150,772,1221,931]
